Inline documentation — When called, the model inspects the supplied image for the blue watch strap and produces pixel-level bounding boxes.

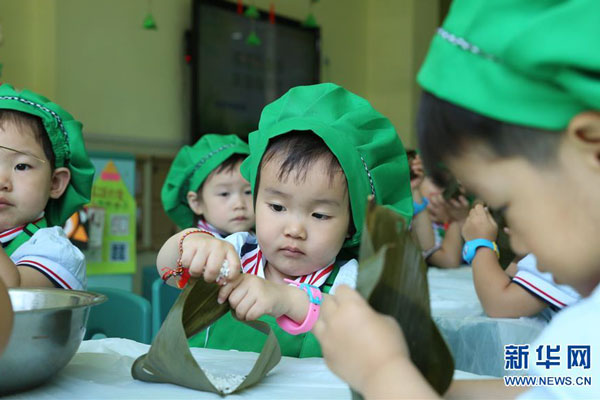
[413,197,429,216]
[462,239,499,265]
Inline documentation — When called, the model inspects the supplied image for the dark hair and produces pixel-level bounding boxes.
[258,131,343,186]
[405,149,418,161]
[256,131,354,237]
[405,149,418,180]
[198,152,247,193]
[417,91,562,187]
[213,153,247,175]
[0,109,55,169]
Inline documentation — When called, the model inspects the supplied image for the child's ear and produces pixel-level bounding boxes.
[566,111,600,170]
[49,167,71,199]
[186,190,205,216]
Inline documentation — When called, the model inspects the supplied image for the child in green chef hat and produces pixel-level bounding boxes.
[157,83,413,357]
[161,134,254,238]
[0,84,94,290]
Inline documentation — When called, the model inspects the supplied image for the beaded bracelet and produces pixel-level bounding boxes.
[178,229,214,256]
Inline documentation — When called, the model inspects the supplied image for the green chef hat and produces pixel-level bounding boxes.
[240,83,413,249]
[161,134,250,228]
[0,84,95,226]
[418,0,600,130]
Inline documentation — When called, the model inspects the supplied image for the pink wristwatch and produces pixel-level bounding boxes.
[276,279,322,335]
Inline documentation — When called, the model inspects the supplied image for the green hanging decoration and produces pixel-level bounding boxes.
[303,0,318,28]
[0,63,3,79]
[143,13,157,30]
[246,31,261,46]
[142,0,158,30]
[244,5,260,19]
[244,3,261,46]
[303,13,318,28]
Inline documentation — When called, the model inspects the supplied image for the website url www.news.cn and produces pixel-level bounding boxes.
[504,376,592,387]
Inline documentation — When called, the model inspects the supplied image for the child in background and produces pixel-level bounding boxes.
[410,154,469,267]
[161,134,254,238]
[0,85,94,290]
[157,83,413,357]
[312,0,600,398]
[462,204,580,318]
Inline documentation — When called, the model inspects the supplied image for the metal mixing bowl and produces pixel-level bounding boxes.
[0,288,106,395]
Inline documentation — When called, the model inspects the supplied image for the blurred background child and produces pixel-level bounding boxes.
[161,134,254,238]
[409,150,469,268]
[462,204,580,318]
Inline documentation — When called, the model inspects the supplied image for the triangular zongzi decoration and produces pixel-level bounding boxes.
[131,278,281,394]
[246,31,261,46]
[355,197,454,396]
[142,13,157,30]
[244,5,260,19]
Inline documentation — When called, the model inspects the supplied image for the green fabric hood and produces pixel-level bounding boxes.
[418,0,600,130]
[241,83,413,249]
[0,84,94,226]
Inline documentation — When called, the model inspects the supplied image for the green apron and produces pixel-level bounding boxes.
[4,218,47,257]
[188,263,341,358]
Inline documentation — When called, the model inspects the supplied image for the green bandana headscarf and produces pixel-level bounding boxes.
[0,84,95,226]
[240,83,413,250]
[418,0,600,130]
[161,134,250,228]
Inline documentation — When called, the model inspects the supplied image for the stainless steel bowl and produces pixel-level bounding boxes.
[0,288,106,395]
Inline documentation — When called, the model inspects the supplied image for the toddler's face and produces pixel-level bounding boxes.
[190,162,254,234]
[447,142,600,295]
[255,155,350,278]
[0,122,53,231]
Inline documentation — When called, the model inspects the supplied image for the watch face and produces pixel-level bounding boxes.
[462,244,470,260]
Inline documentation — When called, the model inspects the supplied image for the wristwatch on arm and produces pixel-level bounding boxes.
[462,239,499,265]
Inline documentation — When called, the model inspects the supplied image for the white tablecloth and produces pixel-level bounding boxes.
[428,266,548,377]
[4,338,490,399]
[5,338,350,399]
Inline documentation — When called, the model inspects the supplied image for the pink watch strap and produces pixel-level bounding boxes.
[276,279,322,335]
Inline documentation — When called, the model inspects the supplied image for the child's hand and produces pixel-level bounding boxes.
[179,232,241,283]
[446,195,470,223]
[427,194,451,223]
[462,204,498,241]
[217,274,288,320]
[313,285,408,395]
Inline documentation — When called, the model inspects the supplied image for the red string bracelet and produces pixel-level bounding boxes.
[160,229,214,288]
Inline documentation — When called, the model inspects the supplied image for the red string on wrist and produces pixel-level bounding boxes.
[161,229,214,289]
[178,229,213,257]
